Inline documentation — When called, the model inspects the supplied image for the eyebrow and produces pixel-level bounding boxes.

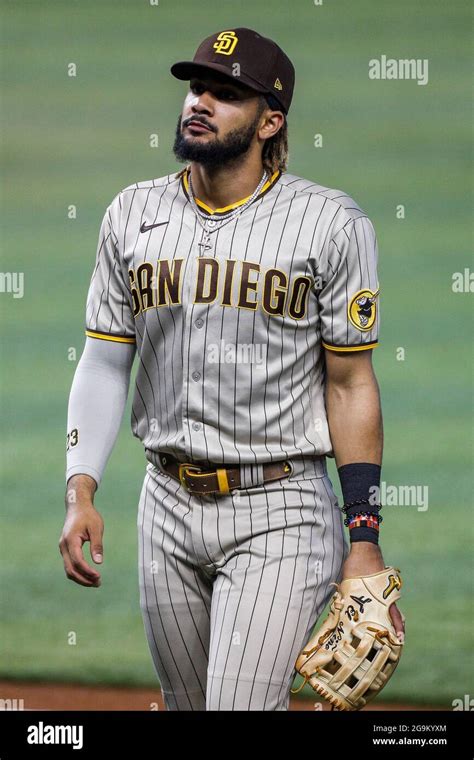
[190,78,251,96]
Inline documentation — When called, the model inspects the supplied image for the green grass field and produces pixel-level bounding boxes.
[1,0,472,705]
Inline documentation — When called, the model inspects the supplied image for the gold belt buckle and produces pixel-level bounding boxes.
[178,462,233,494]
[178,462,203,488]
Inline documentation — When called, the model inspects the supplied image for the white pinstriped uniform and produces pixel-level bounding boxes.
[84,167,380,709]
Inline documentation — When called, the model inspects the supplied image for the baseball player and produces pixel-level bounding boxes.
[60,27,404,711]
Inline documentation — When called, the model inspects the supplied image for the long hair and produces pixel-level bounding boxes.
[260,93,289,176]
[174,93,289,181]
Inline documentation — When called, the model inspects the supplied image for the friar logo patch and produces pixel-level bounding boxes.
[348,288,379,331]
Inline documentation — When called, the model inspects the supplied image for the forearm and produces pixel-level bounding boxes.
[66,337,135,488]
[326,370,383,467]
[326,369,404,633]
[324,352,384,546]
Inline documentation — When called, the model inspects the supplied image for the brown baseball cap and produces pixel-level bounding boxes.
[170,27,295,114]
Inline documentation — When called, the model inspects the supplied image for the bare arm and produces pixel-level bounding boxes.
[325,348,383,467]
[325,348,404,638]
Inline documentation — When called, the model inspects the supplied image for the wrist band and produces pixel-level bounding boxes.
[337,462,382,545]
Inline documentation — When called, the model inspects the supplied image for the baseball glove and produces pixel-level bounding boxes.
[291,566,404,711]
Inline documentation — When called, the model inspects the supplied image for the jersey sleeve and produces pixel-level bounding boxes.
[318,215,380,352]
[85,193,136,344]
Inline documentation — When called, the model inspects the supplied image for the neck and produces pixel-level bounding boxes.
[188,157,269,212]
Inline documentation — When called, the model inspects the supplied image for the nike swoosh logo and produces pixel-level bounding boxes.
[140,220,170,233]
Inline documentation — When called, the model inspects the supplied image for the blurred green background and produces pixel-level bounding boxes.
[1,0,472,706]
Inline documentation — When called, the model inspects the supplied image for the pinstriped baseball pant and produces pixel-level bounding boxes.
[137,455,349,711]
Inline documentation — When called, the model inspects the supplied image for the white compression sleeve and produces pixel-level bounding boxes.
[65,337,136,488]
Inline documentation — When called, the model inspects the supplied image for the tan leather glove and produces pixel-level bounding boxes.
[291,566,404,711]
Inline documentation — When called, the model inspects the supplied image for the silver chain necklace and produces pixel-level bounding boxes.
[187,168,268,253]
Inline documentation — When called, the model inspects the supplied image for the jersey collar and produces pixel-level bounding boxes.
[180,166,281,217]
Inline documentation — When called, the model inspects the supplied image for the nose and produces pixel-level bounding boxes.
[190,89,214,116]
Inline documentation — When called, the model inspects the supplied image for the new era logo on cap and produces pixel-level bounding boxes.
[170,27,295,114]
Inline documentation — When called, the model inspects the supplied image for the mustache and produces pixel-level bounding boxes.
[182,116,216,133]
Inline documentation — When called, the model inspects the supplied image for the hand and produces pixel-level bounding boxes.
[59,475,103,588]
[341,542,405,643]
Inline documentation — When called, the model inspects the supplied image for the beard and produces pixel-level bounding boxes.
[173,111,262,170]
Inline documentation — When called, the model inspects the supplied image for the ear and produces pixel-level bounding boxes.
[258,110,284,141]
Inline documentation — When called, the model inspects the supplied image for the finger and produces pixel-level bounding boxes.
[66,535,101,580]
[389,604,405,642]
[61,541,100,586]
[61,546,101,587]
[65,564,101,587]
[88,523,104,564]
[389,606,402,630]
[395,608,406,631]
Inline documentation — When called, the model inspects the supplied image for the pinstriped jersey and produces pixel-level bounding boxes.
[84,167,380,466]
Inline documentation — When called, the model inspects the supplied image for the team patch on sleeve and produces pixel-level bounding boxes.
[348,288,379,332]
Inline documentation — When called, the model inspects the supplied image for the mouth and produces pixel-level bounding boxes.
[185,120,213,134]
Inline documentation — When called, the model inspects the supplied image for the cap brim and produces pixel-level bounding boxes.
[170,61,270,95]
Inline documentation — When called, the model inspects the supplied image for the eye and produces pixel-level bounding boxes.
[219,89,237,100]
[190,82,205,95]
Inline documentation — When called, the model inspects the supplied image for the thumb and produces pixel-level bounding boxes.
[89,526,104,564]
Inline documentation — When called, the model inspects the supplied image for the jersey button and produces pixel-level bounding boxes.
[195,318,204,328]
[192,422,201,431]
[192,371,201,381]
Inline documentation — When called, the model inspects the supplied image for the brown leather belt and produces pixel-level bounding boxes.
[156,452,293,495]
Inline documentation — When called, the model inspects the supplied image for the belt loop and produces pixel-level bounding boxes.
[315,455,327,477]
[251,463,265,487]
[216,468,230,494]
[236,463,266,489]
[239,464,252,489]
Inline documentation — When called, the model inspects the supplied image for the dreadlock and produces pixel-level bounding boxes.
[174,92,289,181]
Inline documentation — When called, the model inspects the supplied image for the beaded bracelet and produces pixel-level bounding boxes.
[344,512,383,530]
[340,498,382,514]
[343,510,383,525]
